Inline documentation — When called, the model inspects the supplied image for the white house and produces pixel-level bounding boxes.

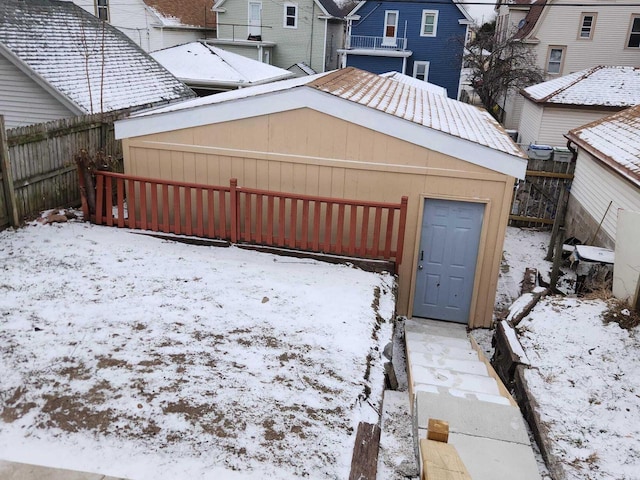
[0,0,194,128]
[518,66,640,147]
[70,0,217,52]
[495,0,640,129]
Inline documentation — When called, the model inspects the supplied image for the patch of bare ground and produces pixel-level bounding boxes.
[602,298,640,330]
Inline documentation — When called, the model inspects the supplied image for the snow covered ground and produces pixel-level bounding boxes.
[0,217,395,479]
[491,226,640,480]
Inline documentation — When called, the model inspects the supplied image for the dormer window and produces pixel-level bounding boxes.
[578,13,596,39]
[96,0,109,22]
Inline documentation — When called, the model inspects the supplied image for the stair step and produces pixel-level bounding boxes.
[406,339,479,361]
[412,385,512,406]
[411,366,501,397]
[406,332,472,350]
[407,352,489,376]
[405,319,468,340]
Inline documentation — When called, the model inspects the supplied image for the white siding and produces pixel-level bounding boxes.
[0,55,74,128]
[517,98,543,145]
[571,149,640,241]
[537,108,611,146]
[530,0,640,77]
[503,91,524,130]
[70,0,210,52]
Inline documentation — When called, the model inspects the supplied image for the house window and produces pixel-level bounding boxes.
[383,11,399,45]
[627,15,640,47]
[578,13,596,39]
[284,3,298,29]
[96,0,109,22]
[421,10,438,37]
[546,46,565,75]
[413,61,430,81]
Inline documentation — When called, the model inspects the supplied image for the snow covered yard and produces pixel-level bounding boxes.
[0,218,395,480]
[493,227,640,480]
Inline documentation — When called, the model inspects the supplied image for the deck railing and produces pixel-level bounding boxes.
[346,35,408,51]
[85,171,408,265]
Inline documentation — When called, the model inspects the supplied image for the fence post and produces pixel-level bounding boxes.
[0,116,20,227]
[230,178,238,243]
[395,196,409,268]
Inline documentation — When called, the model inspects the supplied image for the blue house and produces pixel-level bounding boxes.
[339,0,472,99]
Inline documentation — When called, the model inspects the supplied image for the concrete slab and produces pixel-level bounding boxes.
[411,366,501,396]
[407,352,489,376]
[405,319,468,340]
[406,332,472,350]
[412,384,512,406]
[415,391,530,445]
[406,339,479,361]
[449,433,542,480]
[0,461,126,480]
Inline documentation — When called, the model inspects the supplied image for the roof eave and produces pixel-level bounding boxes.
[116,86,527,179]
[565,132,640,189]
[0,42,85,116]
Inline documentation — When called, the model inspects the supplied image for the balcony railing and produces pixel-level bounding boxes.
[346,35,408,51]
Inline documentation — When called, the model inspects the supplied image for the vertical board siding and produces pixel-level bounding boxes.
[518,100,544,146]
[0,113,123,229]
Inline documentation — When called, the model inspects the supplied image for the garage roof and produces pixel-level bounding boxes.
[116,68,528,178]
[566,105,640,188]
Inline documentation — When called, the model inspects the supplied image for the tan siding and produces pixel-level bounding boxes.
[123,108,512,328]
[571,150,640,242]
[537,108,611,146]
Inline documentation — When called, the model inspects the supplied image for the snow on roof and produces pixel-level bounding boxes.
[151,42,293,87]
[309,68,524,158]
[523,66,640,108]
[379,72,447,97]
[567,105,640,188]
[0,0,194,115]
[144,0,216,29]
[131,68,524,163]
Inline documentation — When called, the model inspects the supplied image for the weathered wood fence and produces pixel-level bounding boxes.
[86,171,409,265]
[0,113,122,230]
[509,156,575,227]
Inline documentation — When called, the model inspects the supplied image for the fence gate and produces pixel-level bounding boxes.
[509,156,575,227]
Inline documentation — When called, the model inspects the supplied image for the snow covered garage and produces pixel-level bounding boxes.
[115,68,527,328]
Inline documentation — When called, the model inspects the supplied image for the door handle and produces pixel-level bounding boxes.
[420,250,424,261]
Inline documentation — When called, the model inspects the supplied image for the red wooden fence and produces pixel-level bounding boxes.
[85,171,408,265]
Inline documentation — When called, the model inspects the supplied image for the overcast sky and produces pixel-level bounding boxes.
[464,0,498,25]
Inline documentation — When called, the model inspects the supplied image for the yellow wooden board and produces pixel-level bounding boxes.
[420,439,471,480]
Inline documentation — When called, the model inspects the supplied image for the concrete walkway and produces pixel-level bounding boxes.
[405,318,541,480]
[0,461,126,480]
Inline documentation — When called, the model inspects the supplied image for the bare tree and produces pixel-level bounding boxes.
[464,22,544,121]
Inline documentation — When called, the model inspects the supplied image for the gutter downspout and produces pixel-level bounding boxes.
[322,18,328,72]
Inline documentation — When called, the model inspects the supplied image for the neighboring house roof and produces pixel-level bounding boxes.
[513,0,545,40]
[151,42,293,89]
[521,66,640,108]
[213,0,357,19]
[116,67,527,178]
[0,0,194,115]
[289,63,318,76]
[566,105,640,188]
[349,0,472,22]
[379,72,447,96]
[143,0,216,29]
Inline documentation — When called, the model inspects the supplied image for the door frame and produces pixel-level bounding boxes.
[408,194,492,325]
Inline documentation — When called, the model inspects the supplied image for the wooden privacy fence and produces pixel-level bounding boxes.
[86,171,409,265]
[509,156,575,227]
[0,113,123,230]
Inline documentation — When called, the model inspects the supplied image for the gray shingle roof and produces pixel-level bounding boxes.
[0,0,194,115]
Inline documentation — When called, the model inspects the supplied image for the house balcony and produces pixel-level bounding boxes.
[340,35,412,58]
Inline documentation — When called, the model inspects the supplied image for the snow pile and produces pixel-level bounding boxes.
[517,297,640,479]
[0,220,395,479]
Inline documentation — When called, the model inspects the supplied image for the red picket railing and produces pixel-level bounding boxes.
[85,171,408,265]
